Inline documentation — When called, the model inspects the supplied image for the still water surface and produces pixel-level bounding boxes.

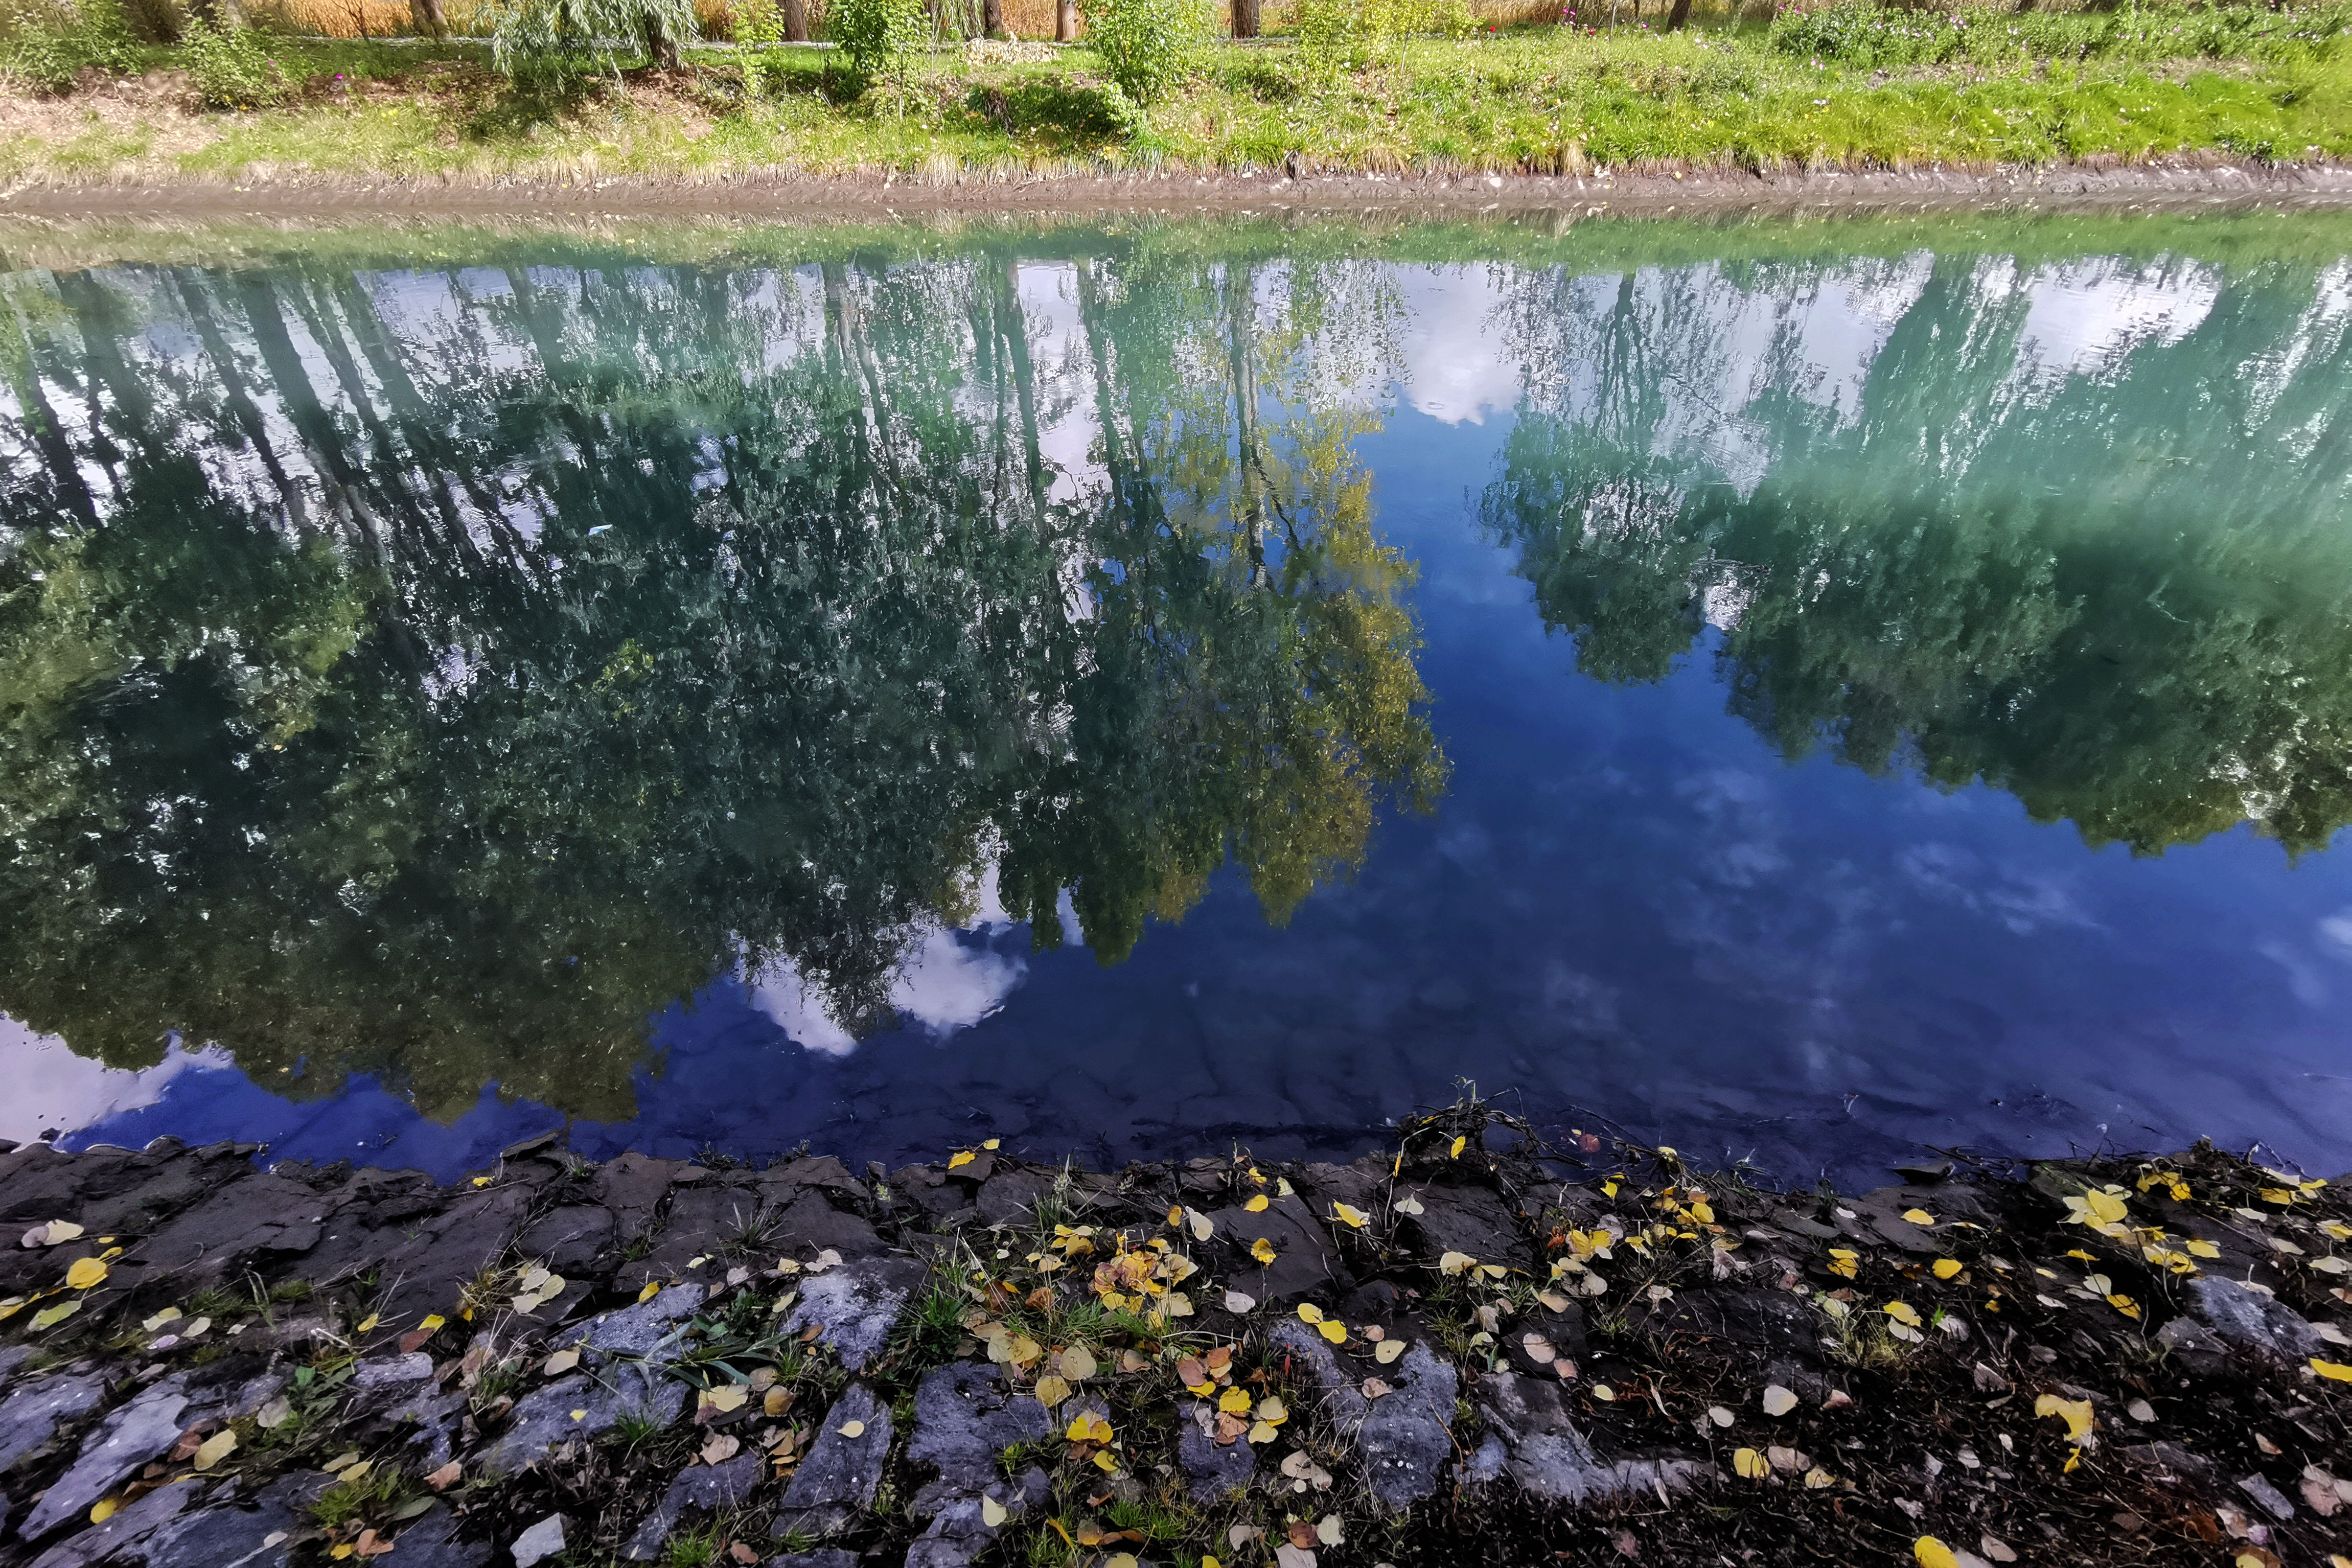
[5,213,2351,1182]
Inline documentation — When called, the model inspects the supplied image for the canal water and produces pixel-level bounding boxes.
[4,211,2350,1183]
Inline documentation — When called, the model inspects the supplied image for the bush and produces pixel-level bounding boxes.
[826,0,925,97]
[1077,0,1207,104]
[1295,0,1421,75]
[2,0,137,94]
[183,16,289,107]
[485,0,699,85]
[734,0,778,91]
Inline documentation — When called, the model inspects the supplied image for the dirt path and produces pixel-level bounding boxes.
[6,154,2352,223]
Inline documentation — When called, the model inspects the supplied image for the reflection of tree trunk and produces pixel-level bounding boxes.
[174,274,303,527]
[783,0,807,39]
[5,319,100,528]
[1231,0,1257,38]
[1225,263,1266,587]
[982,0,1002,35]
[995,258,1048,512]
[409,0,447,37]
[1664,0,1690,27]
[1055,0,1075,40]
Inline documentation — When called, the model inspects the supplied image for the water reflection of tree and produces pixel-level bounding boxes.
[0,242,1444,1121]
[1482,249,2352,858]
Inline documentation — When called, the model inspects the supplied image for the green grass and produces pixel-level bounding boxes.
[2,7,2349,185]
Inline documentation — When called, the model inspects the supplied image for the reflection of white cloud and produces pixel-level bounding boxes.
[1394,267,1519,425]
[748,863,1083,1056]
[2012,258,2221,387]
[0,1017,223,1144]
[2319,907,2352,961]
[1897,842,2095,936]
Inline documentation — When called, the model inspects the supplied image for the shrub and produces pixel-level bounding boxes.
[1295,0,1421,75]
[1077,0,1207,104]
[2,0,137,94]
[183,16,289,107]
[485,0,699,85]
[734,0,778,91]
[826,0,925,97]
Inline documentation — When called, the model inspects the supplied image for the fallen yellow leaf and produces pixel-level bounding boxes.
[1827,1248,1858,1279]
[1218,1387,1252,1415]
[1450,1135,1467,1159]
[1931,1259,1962,1280]
[2311,1357,2352,1382]
[637,1281,661,1303]
[1902,1209,1936,1226]
[2035,1393,2094,1440]
[1317,1320,1346,1345]
[1733,1447,1768,1480]
[980,1495,1007,1528]
[88,1499,118,1525]
[1245,1195,1269,1213]
[64,1257,107,1292]
[1250,1238,1277,1265]
[194,1429,239,1471]
[981,1139,1000,1150]
[948,1150,976,1169]
[1033,1375,1071,1408]
[1912,1538,1959,1568]
[837,1420,865,1438]
[1331,1203,1369,1230]
[1297,1303,1326,1324]
[1882,1301,1921,1327]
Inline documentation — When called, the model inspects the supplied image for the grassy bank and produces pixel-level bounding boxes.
[4,2,2352,186]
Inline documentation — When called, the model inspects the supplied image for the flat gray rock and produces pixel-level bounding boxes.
[20,1374,199,1539]
[353,1353,436,1391]
[1177,1402,1257,1500]
[1201,1195,1345,1305]
[907,1363,1056,1491]
[375,1505,490,1568]
[1477,1374,1705,1505]
[624,1451,764,1559]
[774,1385,890,1536]
[31,1471,325,1568]
[0,1345,34,1395]
[1270,1319,1457,1512]
[975,1169,1053,1227]
[1460,1431,1509,1485]
[511,1513,567,1568]
[578,1282,709,1361]
[27,1478,204,1568]
[2189,1277,2323,1361]
[780,1258,925,1372]
[475,1365,686,1477]
[765,1552,859,1568]
[0,1368,108,1474]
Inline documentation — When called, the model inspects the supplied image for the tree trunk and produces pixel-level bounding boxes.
[783,0,808,39]
[1664,0,1690,27]
[409,0,447,37]
[1230,0,1256,38]
[982,0,1003,36]
[642,9,681,67]
[1054,0,1075,40]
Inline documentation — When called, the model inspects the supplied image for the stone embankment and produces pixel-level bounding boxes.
[0,1108,2347,1567]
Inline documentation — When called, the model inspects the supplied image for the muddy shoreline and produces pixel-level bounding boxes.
[5,155,2352,223]
[1,1111,2348,1568]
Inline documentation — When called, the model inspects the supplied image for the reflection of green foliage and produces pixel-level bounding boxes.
[0,235,1445,1121]
[1484,247,2352,857]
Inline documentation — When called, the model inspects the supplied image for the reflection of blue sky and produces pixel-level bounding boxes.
[21,258,2352,1186]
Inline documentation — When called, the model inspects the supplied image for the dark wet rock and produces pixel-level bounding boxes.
[976,1168,1053,1227]
[381,1503,489,1567]
[2154,1314,2229,1373]
[20,1372,206,1538]
[1655,1289,1814,1363]
[2124,1441,2217,1483]
[2188,1276,2322,1360]
[1201,1194,1346,1304]
[773,1385,889,1537]
[1477,1374,1705,1504]
[905,1466,1048,1568]
[1893,1160,1954,1184]
[0,1366,108,1473]
[593,1152,682,1230]
[475,1365,686,1477]
[511,1513,567,1568]
[895,1167,977,1225]
[385,1387,468,1473]
[516,1205,616,1276]
[0,1344,32,1394]
[765,1553,859,1568]
[769,1192,883,1261]
[622,1183,762,1287]
[758,1156,864,1203]
[30,1469,326,1568]
[1270,1317,1457,1512]
[1766,1208,1840,1240]
[579,1282,708,1360]
[781,1257,926,1372]
[907,1363,1055,1491]
[624,1451,763,1559]
[1177,1402,1257,1499]
[1398,1183,1527,1270]
[106,1174,330,1293]
[1295,1158,1388,1220]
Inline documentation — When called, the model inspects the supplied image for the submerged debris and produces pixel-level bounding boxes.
[0,1109,2346,1566]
